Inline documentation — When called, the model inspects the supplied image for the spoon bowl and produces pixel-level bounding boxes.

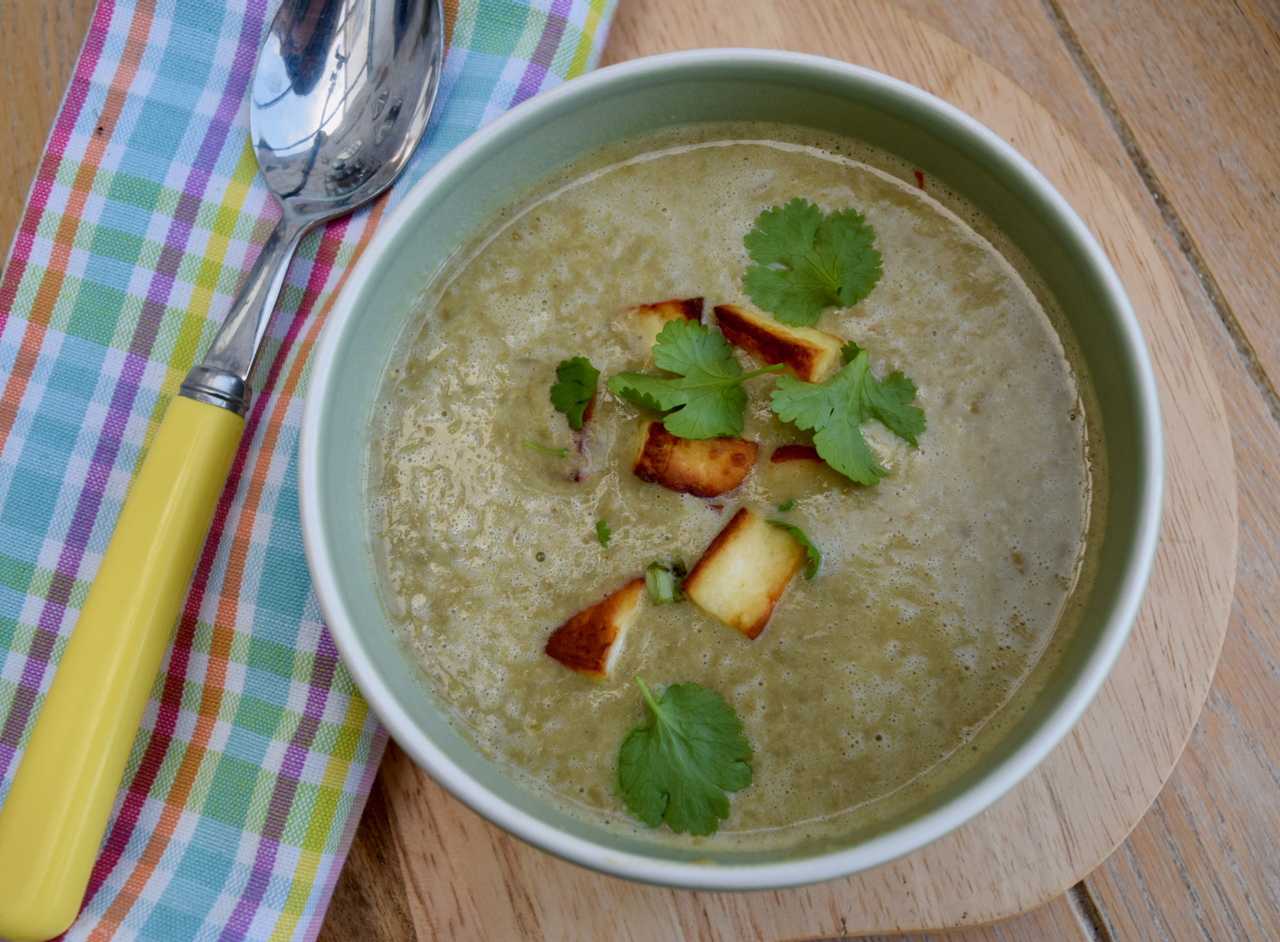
[188,0,445,413]
[254,0,443,217]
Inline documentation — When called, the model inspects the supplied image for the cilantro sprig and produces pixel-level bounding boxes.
[550,356,600,430]
[768,520,822,579]
[743,198,882,327]
[770,341,925,486]
[616,677,753,835]
[596,520,612,546]
[607,319,782,439]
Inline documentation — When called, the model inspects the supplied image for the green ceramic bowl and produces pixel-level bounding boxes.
[298,49,1162,890]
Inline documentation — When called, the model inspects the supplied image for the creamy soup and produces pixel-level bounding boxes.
[367,124,1102,849]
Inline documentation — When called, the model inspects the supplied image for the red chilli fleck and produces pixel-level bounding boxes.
[914,170,926,190]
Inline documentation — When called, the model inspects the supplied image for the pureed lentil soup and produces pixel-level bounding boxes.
[367,123,1104,850]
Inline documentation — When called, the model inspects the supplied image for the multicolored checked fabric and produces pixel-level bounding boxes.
[0,0,615,939]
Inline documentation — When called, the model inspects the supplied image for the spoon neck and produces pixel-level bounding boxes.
[180,213,311,415]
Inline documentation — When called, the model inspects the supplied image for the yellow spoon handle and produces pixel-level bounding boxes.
[0,395,244,942]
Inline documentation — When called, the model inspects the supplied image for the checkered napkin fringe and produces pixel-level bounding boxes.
[0,0,615,938]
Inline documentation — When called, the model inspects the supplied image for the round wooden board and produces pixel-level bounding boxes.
[377,0,1238,936]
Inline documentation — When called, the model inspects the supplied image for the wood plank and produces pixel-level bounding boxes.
[1054,0,1280,390]
[853,893,1097,942]
[0,0,95,260]
[871,0,1130,182]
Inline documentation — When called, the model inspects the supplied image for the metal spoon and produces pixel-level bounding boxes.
[0,0,443,936]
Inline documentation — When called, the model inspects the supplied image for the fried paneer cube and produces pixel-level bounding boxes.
[770,444,823,463]
[622,297,704,350]
[544,578,645,679]
[682,507,807,639]
[633,421,758,498]
[714,303,843,382]
[761,443,848,500]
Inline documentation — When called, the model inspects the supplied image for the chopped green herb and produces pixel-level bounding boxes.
[596,520,612,546]
[616,677,753,835]
[768,520,822,579]
[607,318,783,440]
[777,500,796,512]
[742,197,882,327]
[770,345,925,486]
[523,439,568,457]
[550,356,600,430]
[643,561,684,604]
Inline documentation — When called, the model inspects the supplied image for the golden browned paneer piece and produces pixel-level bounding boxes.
[761,443,847,499]
[544,578,645,679]
[633,421,758,498]
[623,297,704,349]
[683,507,807,639]
[714,303,843,383]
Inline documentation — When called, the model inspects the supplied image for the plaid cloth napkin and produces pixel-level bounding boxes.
[0,0,616,938]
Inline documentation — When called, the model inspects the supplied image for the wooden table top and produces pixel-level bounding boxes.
[6,1,1276,940]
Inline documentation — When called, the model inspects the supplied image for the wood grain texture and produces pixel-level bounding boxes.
[0,0,94,259]
[361,0,1235,937]
[315,773,416,942]
[378,741,1104,942]
[1055,0,1280,390]
[1053,10,1280,936]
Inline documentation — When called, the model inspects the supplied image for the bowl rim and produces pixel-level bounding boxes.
[298,47,1164,891]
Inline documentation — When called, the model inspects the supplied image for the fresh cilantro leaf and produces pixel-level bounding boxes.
[616,677,753,835]
[607,319,782,439]
[644,561,684,604]
[523,439,568,457]
[742,197,882,327]
[596,520,612,546]
[770,346,925,486]
[550,356,600,430]
[777,499,796,512]
[768,520,822,578]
